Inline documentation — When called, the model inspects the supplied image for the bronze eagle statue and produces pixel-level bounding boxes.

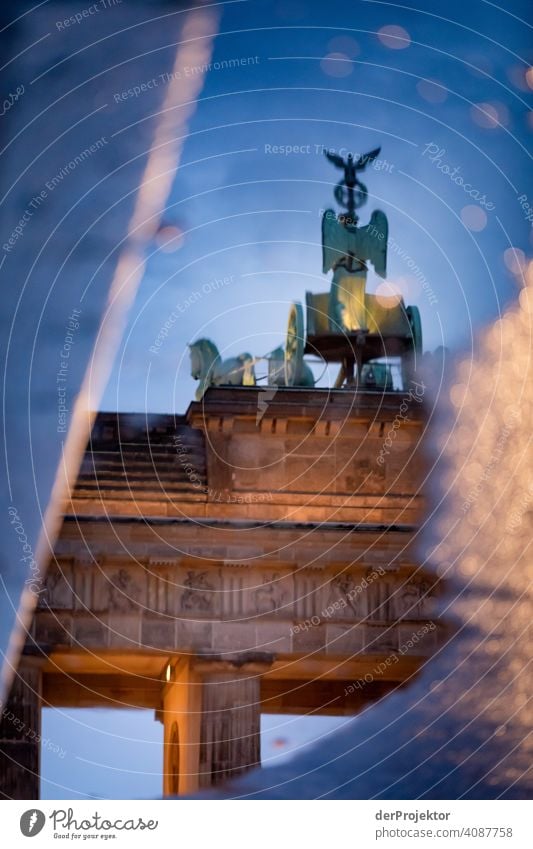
[325,147,381,221]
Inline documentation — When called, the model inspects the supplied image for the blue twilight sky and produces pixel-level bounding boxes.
[45,0,532,798]
[41,709,348,799]
[101,0,533,414]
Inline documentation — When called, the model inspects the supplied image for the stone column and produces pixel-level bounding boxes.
[0,660,43,799]
[161,660,202,797]
[196,658,269,789]
[161,655,271,795]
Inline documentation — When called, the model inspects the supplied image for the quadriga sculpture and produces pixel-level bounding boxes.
[189,338,255,400]
[267,345,315,388]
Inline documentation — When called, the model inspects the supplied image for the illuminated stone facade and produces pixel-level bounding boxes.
[1,387,438,797]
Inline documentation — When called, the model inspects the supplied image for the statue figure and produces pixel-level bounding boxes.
[325,147,381,224]
[329,573,359,617]
[267,345,314,388]
[189,338,255,400]
[253,573,286,614]
[185,142,419,398]
[181,570,215,612]
[323,148,389,333]
[108,568,140,611]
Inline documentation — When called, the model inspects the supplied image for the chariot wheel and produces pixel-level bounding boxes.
[284,302,305,386]
[406,305,423,354]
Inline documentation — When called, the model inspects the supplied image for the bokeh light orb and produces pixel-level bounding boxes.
[375,280,403,308]
[377,25,411,50]
[320,52,353,77]
[461,205,487,232]
[470,101,509,129]
[503,247,526,276]
[506,64,531,92]
[416,77,448,103]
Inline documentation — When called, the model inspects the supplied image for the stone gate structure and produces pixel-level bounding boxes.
[0,386,439,798]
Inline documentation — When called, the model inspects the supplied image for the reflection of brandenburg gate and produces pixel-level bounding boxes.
[1,387,438,798]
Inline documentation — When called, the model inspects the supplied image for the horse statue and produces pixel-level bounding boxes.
[267,346,315,387]
[189,338,256,400]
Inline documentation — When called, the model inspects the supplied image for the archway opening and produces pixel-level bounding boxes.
[40,707,163,800]
[261,714,347,767]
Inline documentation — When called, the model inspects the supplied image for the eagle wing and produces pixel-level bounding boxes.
[322,210,348,273]
[355,146,381,168]
[324,150,346,169]
[358,210,388,277]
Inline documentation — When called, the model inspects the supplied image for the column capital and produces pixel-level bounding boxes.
[191,651,275,676]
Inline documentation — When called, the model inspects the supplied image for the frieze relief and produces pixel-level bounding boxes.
[38,556,435,633]
[252,572,288,615]
[91,564,142,612]
[41,561,73,609]
[107,567,144,612]
[326,574,364,619]
[395,577,435,619]
[179,569,220,615]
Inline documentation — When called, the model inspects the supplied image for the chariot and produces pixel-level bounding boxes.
[283,291,422,390]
